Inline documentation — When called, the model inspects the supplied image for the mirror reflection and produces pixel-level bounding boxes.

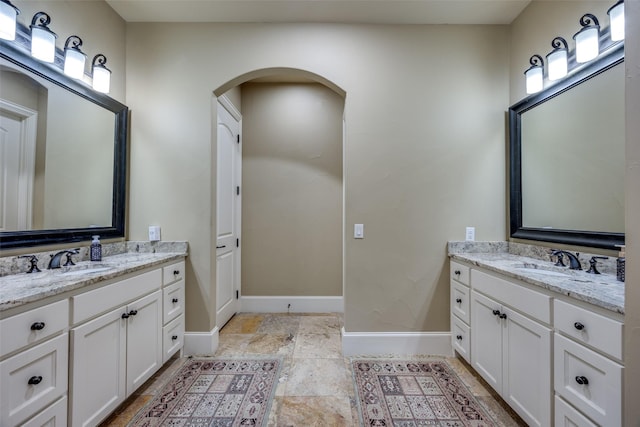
[0,59,114,232]
[521,62,625,233]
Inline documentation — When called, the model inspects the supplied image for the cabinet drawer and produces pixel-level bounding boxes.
[73,269,161,324]
[451,280,470,324]
[163,261,185,286]
[0,333,68,427]
[163,314,184,363]
[163,280,185,324]
[554,299,623,360]
[451,316,470,363]
[554,333,622,426]
[450,261,469,286]
[21,395,67,427]
[472,269,551,324]
[0,299,69,358]
[554,395,597,427]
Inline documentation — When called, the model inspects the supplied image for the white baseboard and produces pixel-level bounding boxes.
[341,328,453,357]
[240,296,344,313]
[184,326,219,356]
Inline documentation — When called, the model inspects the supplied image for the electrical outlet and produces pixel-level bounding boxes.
[465,227,475,241]
[149,225,161,241]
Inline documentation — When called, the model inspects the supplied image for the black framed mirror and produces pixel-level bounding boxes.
[0,24,127,249]
[509,40,624,250]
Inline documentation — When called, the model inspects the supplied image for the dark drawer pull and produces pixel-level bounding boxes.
[574,322,585,331]
[128,309,138,316]
[499,313,507,319]
[575,376,589,385]
[172,298,179,303]
[492,310,501,316]
[121,313,130,319]
[172,335,178,340]
[456,335,462,341]
[454,270,461,276]
[30,322,46,331]
[173,270,180,275]
[28,376,43,385]
[455,298,462,304]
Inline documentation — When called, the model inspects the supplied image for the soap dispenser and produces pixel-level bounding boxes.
[615,245,625,282]
[90,235,102,262]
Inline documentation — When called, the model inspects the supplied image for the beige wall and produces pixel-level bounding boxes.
[125,23,509,332]
[241,82,343,297]
[625,1,640,423]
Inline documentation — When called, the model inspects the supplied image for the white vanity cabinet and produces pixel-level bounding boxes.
[161,261,185,363]
[70,269,163,427]
[450,261,471,362]
[0,300,69,427]
[470,269,552,427]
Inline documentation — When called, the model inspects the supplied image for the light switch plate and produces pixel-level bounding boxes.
[354,224,364,239]
[465,227,475,241]
[149,225,161,241]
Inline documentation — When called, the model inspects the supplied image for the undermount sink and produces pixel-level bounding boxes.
[514,267,569,278]
[61,264,115,276]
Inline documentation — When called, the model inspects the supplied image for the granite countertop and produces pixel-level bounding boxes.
[450,252,624,315]
[0,251,186,313]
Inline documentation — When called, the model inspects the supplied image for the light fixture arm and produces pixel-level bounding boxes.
[550,37,568,51]
[579,13,600,28]
[30,11,52,29]
[64,35,83,51]
[528,54,543,68]
[92,53,108,68]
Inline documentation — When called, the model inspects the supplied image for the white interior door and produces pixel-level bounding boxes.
[216,97,241,329]
[0,100,37,231]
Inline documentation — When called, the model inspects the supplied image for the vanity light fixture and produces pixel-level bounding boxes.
[573,14,600,63]
[608,0,624,41]
[30,12,57,63]
[63,36,86,79]
[91,54,111,93]
[0,0,19,41]
[524,55,544,94]
[546,37,569,81]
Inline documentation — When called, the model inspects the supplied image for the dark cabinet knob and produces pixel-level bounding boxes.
[30,322,45,331]
[173,270,180,275]
[172,335,178,340]
[499,313,507,319]
[172,298,179,303]
[575,376,589,385]
[128,309,138,316]
[456,335,462,340]
[121,313,130,319]
[455,298,462,304]
[454,270,461,276]
[574,322,585,331]
[28,376,43,385]
[492,310,501,316]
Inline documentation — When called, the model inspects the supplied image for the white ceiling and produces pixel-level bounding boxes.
[105,0,532,25]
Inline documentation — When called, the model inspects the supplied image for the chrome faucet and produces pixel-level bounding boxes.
[48,248,80,269]
[551,250,582,270]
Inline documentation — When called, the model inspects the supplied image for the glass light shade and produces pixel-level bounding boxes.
[92,65,111,93]
[574,26,599,63]
[547,49,568,81]
[64,48,86,79]
[525,66,543,94]
[31,26,56,62]
[608,1,625,41]
[0,1,19,41]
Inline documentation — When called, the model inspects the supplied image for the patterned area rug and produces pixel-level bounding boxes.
[352,359,495,426]
[128,358,281,427]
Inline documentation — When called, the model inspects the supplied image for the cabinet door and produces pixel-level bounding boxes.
[70,307,126,427]
[502,307,552,427]
[126,290,162,395]
[470,290,503,393]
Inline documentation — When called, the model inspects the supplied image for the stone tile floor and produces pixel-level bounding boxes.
[101,313,526,426]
